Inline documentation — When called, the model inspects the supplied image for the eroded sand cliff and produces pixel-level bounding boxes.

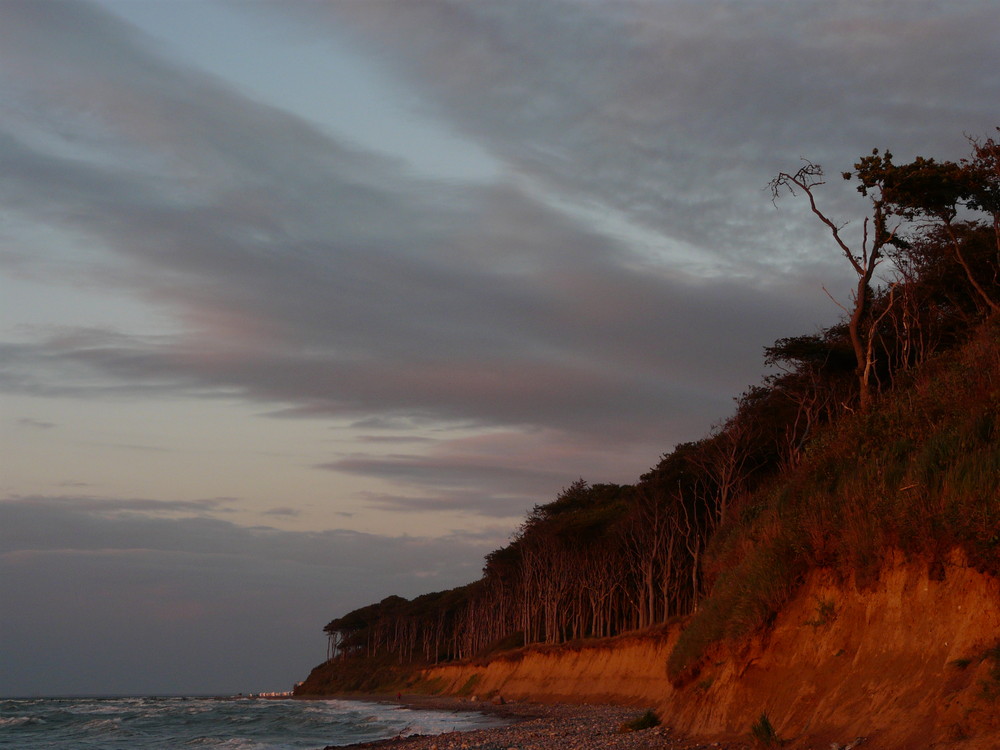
[420,551,1000,749]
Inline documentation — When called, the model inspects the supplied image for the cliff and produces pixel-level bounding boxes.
[299,213,1000,746]
[416,551,1000,749]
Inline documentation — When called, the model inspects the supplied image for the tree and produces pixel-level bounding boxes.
[964,129,1000,276]
[762,329,856,463]
[770,154,903,411]
[877,154,1000,315]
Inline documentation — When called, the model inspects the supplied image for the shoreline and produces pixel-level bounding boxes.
[319,695,751,750]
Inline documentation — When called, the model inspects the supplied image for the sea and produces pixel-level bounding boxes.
[0,695,506,750]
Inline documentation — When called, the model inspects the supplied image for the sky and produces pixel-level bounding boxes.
[1,0,998,697]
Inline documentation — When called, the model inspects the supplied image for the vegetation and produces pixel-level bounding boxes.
[750,712,783,748]
[979,641,1000,701]
[619,709,661,732]
[804,598,837,629]
[294,652,414,694]
[301,128,1000,697]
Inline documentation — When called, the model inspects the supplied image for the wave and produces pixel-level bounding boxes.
[80,717,123,732]
[0,715,42,728]
[0,695,505,749]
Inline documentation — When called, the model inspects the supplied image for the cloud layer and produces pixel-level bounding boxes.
[1,0,998,694]
[0,495,495,695]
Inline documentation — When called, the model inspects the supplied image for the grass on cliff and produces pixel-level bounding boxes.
[668,318,1000,681]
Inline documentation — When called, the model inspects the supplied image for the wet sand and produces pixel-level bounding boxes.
[322,696,751,750]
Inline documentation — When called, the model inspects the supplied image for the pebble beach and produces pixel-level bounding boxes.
[325,698,752,750]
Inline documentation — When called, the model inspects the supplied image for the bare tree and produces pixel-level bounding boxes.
[770,156,901,411]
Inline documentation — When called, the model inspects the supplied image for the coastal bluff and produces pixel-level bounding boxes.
[406,552,1000,749]
[299,303,1000,748]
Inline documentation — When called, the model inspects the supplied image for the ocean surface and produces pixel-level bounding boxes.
[0,695,506,750]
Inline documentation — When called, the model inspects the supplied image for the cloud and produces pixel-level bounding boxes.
[3,494,235,518]
[291,0,1000,265]
[322,427,647,519]
[360,490,526,518]
[5,0,991,525]
[0,266,821,441]
[0,494,500,695]
[262,506,301,518]
[0,1,827,417]
[0,495,494,570]
[356,434,440,445]
[17,417,55,429]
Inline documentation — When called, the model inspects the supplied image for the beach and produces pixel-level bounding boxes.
[326,697,751,750]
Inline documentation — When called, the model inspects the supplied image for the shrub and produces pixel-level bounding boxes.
[750,712,782,748]
[979,642,1000,700]
[455,673,481,697]
[619,709,660,732]
[805,597,837,628]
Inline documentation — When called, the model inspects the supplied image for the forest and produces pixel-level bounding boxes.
[313,130,1000,687]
